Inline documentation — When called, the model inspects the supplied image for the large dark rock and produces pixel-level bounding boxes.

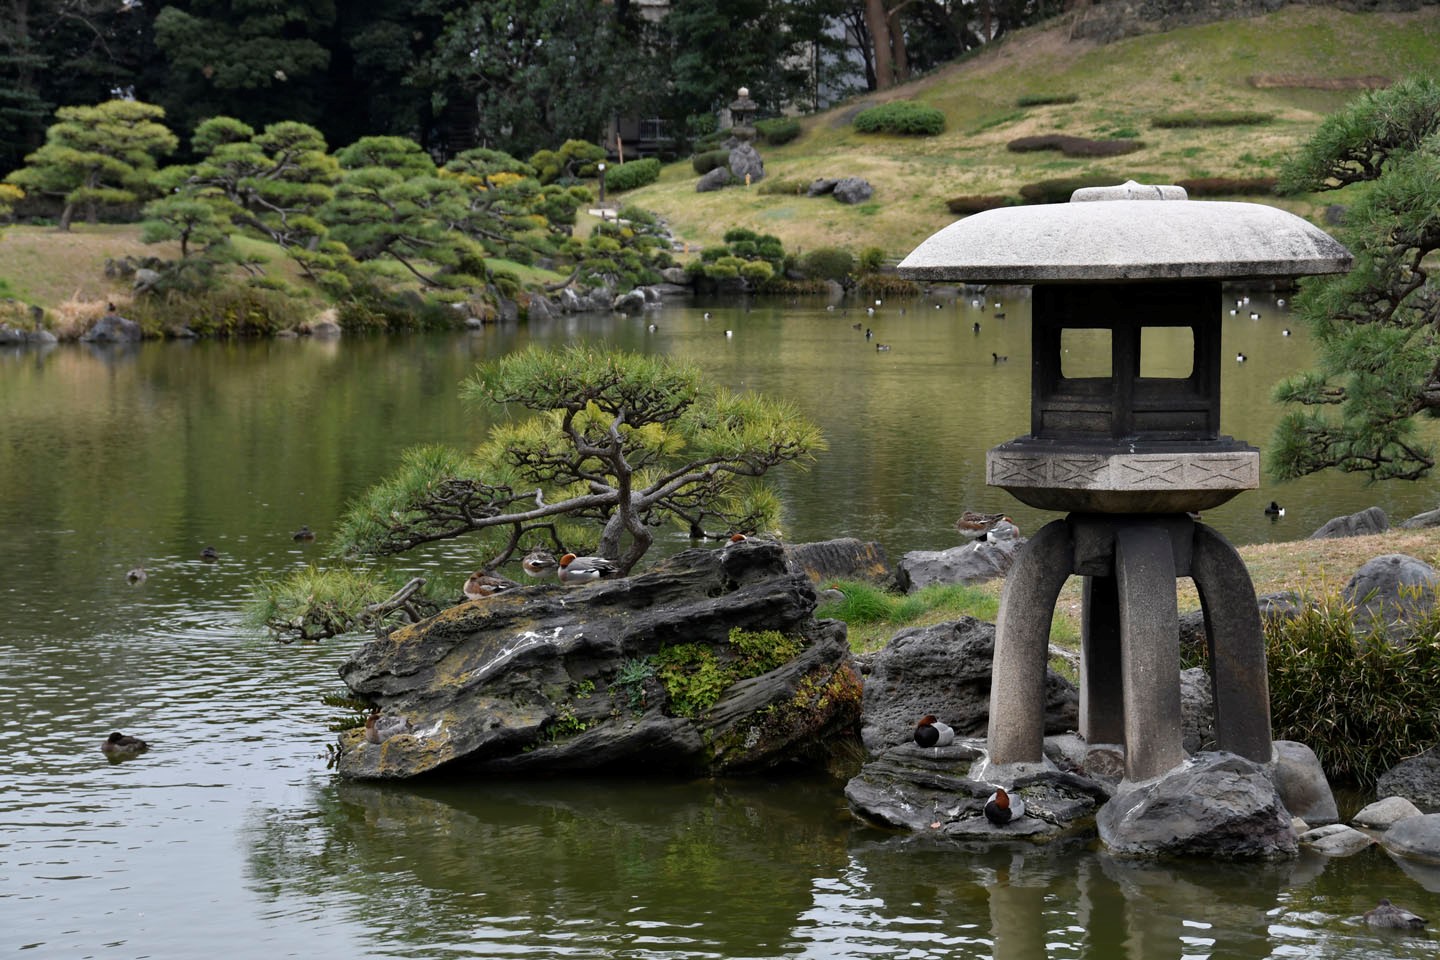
[1378,747,1440,811]
[1309,505,1388,539]
[1341,553,1438,645]
[696,167,733,193]
[1097,752,1298,859]
[728,142,765,184]
[832,177,874,205]
[784,537,895,588]
[859,617,1078,755]
[82,313,143,342]
[897,538,1024,591]
[334,540,861,780]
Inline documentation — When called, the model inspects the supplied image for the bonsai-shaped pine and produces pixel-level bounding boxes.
[1269,75,1440,482]
[251,346,824,641]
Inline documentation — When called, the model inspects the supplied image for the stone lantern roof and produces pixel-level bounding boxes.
[898,181,1352,283]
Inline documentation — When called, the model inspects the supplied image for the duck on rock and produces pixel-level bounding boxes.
[984,787,1025,826]
[557,553,620,583]
[364,712,414,744]
[521,547,559,579]
[913,714,955,748]
[464,571,520,601]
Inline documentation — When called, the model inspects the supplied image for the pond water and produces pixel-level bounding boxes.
[4,291,1440,958]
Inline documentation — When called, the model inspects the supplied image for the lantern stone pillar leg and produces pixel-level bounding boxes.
[1080,573,1126,746]
[988,519,1075,765]
[1114,524,1184,781]
[1191,523,1273,763]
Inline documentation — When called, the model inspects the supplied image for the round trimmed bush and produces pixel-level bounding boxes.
[692,149,731,176]
[603,158,661,193]
[798,247,855,281]
[755,117,801,145]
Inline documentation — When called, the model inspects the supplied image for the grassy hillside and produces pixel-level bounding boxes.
[623,5,1440,257]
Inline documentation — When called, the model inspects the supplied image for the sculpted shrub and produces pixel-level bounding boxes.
[755,117,802,145]
[853,101,945,136]
[603,158,660,192]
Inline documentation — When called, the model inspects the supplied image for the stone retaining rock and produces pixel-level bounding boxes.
[1341,553,1438,645]
[1354,795,1423,830]
[1380,812,1440,863]
[1309,505,1388,539]
[1096,752,1298,859]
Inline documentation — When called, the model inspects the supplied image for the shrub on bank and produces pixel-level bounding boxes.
[1016,93,1080,107]
[692,149,731,175]
[1266,587,1440,787]
[755,117,802,145]
[1175,176,1278,196]
[603,158,661,193]
[1152,110,1274,128]
[946,195,1016,214]
[1007,134,1143,157]
[853,101,946,136]
[797,247,854,282]
[1018,174,1126,204]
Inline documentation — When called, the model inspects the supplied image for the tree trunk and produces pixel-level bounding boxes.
[888,6,909,84]
[864,0,893,90]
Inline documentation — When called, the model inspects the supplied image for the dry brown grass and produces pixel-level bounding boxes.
[0,224,178,306]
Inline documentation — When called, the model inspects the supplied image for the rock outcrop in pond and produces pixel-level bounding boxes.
[334,539,861,780]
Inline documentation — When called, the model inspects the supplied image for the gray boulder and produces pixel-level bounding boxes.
[526,295,554,322]
[1309,505,1388,539]
[1272,740,1339,826]
[334,539,861,780]
[859,617,1078,755]
[1097,752,1298,859]
[1354,795,1423,829]
[696,167,733,193]
[728,142,765,184]
[1380,812,1440,863]
[612,289,647,314]
[897,538,1024,591]
[1298,823,1375,856]
[1399,507,1440,530]
[832,177,874,205]
[783,537,894,589]
[1341,553,1438,645]
[660,266,690,285]
[807,178,838,197]
[81,313,143,342]
[1377,747,1440,810]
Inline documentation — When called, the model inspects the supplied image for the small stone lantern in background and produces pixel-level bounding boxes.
[729,86,757,141]
[899,182,1352,787]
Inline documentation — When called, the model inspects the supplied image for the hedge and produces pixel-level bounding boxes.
[1007,134,1143,157]
[1151,110,1275,128]
[691,149,731,176]
[853,101,945,136]
[755,117,802,145]
[603,158,661,193]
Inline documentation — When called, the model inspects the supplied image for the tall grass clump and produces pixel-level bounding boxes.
[1151,110,1275,128]
[1016,93,1080,107]
[1266,586,1440,787]
[817,580,1005,651]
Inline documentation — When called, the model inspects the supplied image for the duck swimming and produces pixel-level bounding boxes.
[464,571,520,600]
[126,566,147,583]
[984,787,1025,825]
[199,545,219,562]
[557,553,621,583]
[102,731,149,759]
[1265,501,1285,517]
[521,547,559,579]
[364,712,414,744]
[292,525,316,541]
[914,714,955,748]
[1364,898,1426,929]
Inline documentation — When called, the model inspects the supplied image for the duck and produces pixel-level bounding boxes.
[992,352,1007,363]
[851,321,862,330]
[125,566,147,583]
[993,311,1006,319]
[865,327,873,339]
[1249,311,1261,320]
[956,511,1007,540]
[1235,352,1247,363]
[1282,328,1291,336]
[647,323,657,333]
[363,711,414,744]
[292,525,316,541]
[521,547,559,579]
[703,311,713,319]
[985,517,1021,543]
[973,321,981,333]
[199,545,219,562]
[464,571,520,600]
[725,330,733,338]
[913,714,955,748]
[1264,501,1285,518]
[875,343,891,351]
[101,731,149,759]
[1364,898,1426,929]
[984,787,1026,825]
[557,553,621,583]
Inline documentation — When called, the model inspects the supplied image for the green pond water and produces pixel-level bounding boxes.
[4,291,1439,958]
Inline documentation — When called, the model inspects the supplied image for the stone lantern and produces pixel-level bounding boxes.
[898,182,1352,785]
[729,86,758,142]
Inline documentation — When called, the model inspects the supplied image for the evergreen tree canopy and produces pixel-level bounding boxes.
[4,98,176,229]
[1270,75,1440,482]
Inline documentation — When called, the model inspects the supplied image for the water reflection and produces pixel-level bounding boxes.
[6,294,1440,958]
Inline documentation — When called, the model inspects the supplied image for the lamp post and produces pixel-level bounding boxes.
[597,162,607,208]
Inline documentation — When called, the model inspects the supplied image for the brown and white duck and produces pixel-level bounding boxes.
[464,571,520,601]
[984,787,1026,826]
[914,714,955,748]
